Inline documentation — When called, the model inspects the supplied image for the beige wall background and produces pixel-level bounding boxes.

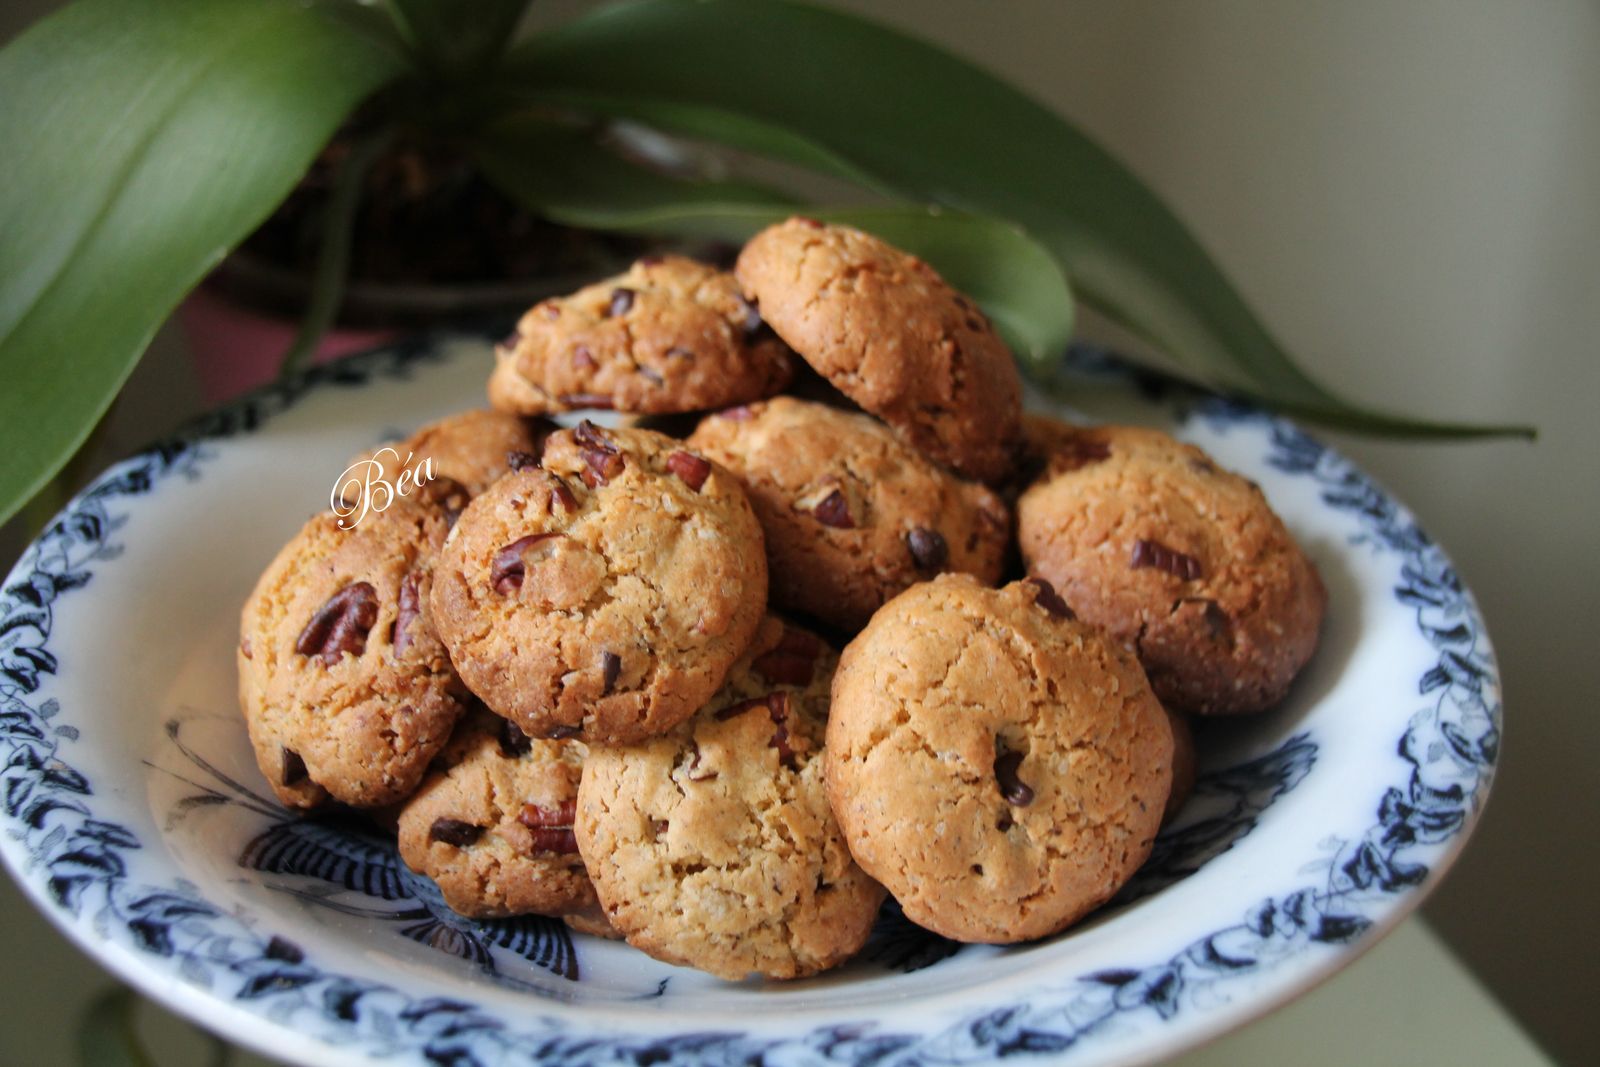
[2,1,1595,1063]
[827,3,1596,1060]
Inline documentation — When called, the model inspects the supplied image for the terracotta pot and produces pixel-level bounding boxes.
[178,253,621,405]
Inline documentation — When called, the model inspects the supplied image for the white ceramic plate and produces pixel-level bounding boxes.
[0,337,1500,1066]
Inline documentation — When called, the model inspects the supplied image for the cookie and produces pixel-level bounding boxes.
[429,421,767,744]
[576,617,885,980]
[563,903,626,941]
[347,409,553,502]
[825,574,1172,944]
[397,706,594,919]
[735,218,1022,484]
[488,256,795,415]
[1015,422,1326,715]
[239,497,467,808]
[688,397,1010,631]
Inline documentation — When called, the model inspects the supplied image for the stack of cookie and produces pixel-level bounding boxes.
[239,218,1325,980]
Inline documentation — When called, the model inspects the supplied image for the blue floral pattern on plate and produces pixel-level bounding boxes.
[0,339,1499,1065]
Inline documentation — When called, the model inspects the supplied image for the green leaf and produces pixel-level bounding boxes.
[501,0,1529,437]
[473,120,1072,363]
[385,0,533,75]
[0,0,407,526]
[472,116,800,226]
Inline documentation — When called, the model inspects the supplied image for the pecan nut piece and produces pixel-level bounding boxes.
[392,571,423,659]
[295,582,379,665]
[666,451,711,492]
[1131,538,1203,581]
[518,800,579,854]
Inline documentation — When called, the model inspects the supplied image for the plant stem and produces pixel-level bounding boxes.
[276,127,395,382]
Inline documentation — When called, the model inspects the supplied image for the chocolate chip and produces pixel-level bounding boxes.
[994,750,1034,806]
[1131,538,1203,581]
[607,287,635,317]
[812,489,854,529]
[719,405,755,421]
[797,216,824,229]
[281,748,307,786]
[752,629,823,685]
[572,344,597,370]
[548,478,579,513]
[544,724,582,740]
[666,450,711,492]
[1188,456,1216,475]
[518,800,579,854]
[652,819,669,835]
[905,527,948,572]
[429,818,483,847]
[491,533,557,595]
[665,345,694,360]
[638,366,664,386]
[540,304,560,321]
[392,571,422,659]
[600,650,622,695]
[294,582,379,665]
[507,450,540,471]
[498,718,533,757]
[1024,576,1074,619]
[240,636,253,660]
[560,393,615,410]
[499,328,522,350]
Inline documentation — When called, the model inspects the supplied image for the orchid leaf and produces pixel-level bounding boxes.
[473,120,1072,363]
[502,0,1528,437]
[385,0,533,75]
[0,0,407,526]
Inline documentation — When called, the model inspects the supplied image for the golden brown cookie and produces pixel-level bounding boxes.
[1163,707,1198,825]
[735,218,1023,484]
[563,903,626,941]
[825,574,1172,943]
[397,706,594,919]
[375,409,554,492]
[488,256,794,415]
[239,497,467,808]
[687,397,1011,631]
[1016,422,1326,715]
[576,617,884,980]
[429,422,767,744]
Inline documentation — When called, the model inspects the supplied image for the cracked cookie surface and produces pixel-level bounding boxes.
[397,705,593,918]
[735,218,1022,484]
[429,422,767,744]
[825,575,1172,943]
[688,397,1010,631]
[576,616,884,980]
[239,497,467,808]
[1016,421,1326,715]
[488,256,795,415]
